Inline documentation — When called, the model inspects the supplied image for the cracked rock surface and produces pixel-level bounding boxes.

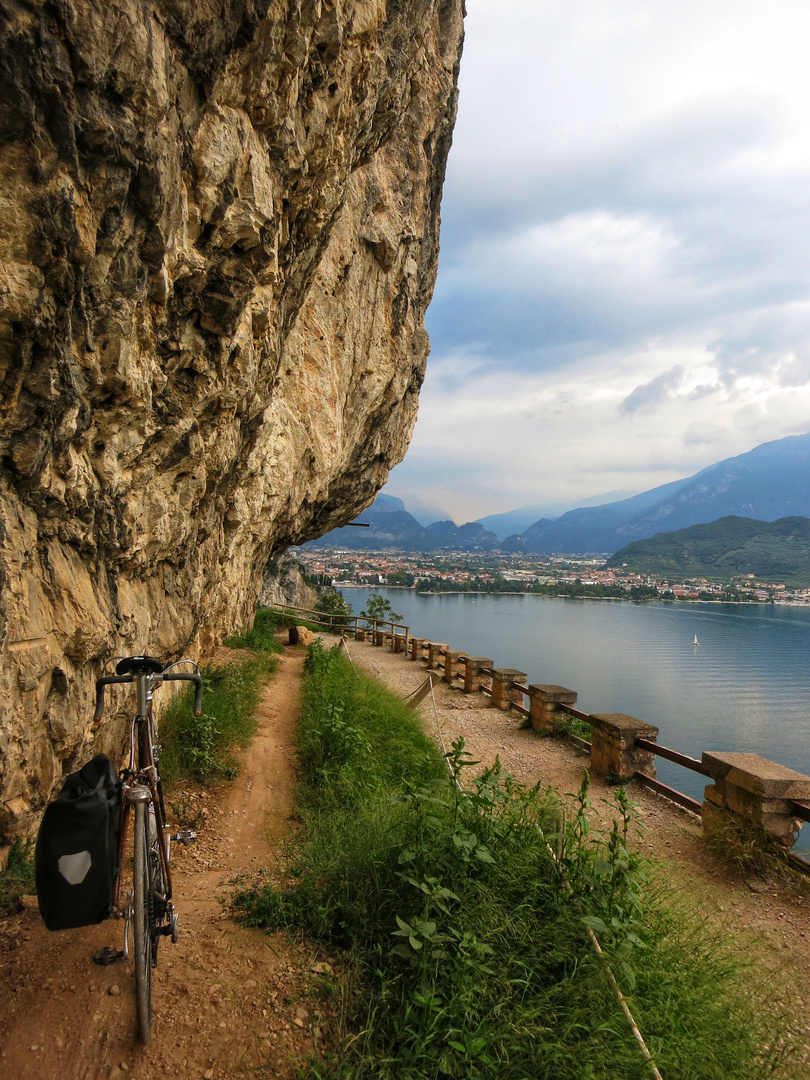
[0,0,464,841]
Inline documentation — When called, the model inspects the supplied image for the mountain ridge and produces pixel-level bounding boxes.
[307,431,810,555]
[510,431,810,554]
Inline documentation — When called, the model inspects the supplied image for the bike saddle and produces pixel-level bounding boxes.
[116,655,165,676]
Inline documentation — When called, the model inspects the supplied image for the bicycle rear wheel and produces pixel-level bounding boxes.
[133,799,152,1045]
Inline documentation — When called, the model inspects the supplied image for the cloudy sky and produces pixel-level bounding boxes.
[383,0,810,525]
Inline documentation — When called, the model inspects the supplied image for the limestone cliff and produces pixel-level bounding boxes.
[260,552,318,609]
[0,0,464,842]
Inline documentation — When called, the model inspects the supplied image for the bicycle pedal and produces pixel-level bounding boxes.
[172,827,196,845]
[93,947,124,966]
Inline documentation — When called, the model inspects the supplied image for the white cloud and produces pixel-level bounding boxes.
[391,1,810,521]
[619,365,686,415]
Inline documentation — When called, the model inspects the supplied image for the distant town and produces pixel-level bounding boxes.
[296,548,810,605]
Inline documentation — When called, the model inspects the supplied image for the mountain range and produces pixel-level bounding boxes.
[304,431,810,555]
[474,489,639,540]
[303,494,502,552]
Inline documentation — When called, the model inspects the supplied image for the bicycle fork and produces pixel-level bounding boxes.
[97,784,196,967]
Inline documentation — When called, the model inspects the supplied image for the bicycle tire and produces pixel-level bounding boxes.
[133,799,152,1045]
[147,804,166,965]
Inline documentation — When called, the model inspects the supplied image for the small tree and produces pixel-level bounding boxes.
[314,591,353,628]
[360,593,402,624]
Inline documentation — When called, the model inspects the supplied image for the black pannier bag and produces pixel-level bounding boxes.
[35,753,122,931]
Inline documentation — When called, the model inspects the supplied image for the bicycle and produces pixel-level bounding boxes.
[93,655,203,1045]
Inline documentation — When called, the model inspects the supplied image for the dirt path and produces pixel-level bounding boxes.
[0,644,334,1080]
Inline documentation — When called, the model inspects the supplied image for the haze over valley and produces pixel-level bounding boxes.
[309,430,810,557]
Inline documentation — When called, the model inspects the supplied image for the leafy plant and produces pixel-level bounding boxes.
[0,837,35,915]
[359,593,402,623]
[233,646,797,1079]
[314,592,354,628]
[159,652,277,784]
[224,606,284,652]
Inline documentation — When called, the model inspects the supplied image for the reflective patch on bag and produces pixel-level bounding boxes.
[58,851,92,885]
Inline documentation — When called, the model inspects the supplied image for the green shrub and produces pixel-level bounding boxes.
[554,712,592,742]
[225,606,285,652]
[0,838,35,915]
[314,592,354,628]
[359,593,402,623]
[159,653,277,784]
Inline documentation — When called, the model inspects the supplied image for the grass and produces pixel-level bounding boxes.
[0,838,35,915]
[553,713,592,742]
[702,805,810,885]
[225,606,287,652]
[159,607,282,785]
[234,642,800,1079]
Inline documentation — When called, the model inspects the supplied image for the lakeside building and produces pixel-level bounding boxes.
[293,548,810,605]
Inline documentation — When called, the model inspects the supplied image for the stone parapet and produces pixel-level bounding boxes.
[701,751,809,847]
[528,685,578,733]
[442,649,467,684]
[490,669,528,710]
[426,642,448,670]
[410,637,429,662]
[462,658,493,694]
[589,713,658,781]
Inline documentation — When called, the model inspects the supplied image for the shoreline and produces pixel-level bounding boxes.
[338,585,806,605]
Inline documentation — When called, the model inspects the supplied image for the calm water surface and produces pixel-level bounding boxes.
[340,589,810,826]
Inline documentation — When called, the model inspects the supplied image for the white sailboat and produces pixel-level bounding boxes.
[693,634,699,645]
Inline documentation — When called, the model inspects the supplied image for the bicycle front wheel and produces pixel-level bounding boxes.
[133,799,152,1045]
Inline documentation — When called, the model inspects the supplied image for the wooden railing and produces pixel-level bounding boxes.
[265,603,410,652]
[267,608,810,863]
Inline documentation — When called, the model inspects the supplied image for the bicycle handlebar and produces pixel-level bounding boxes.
[162,672,203,716]
[94,670,203,721]
[94,675,131,721]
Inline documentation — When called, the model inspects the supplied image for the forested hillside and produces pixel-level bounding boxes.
[606,516,810,585]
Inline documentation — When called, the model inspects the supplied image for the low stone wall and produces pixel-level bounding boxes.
[370,625,810,861]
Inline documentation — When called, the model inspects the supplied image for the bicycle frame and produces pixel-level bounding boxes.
[112,677,173,919]
[94,655,202,1041]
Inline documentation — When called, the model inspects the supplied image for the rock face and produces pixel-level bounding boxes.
[260,552,318,610]
[0,0,464,842]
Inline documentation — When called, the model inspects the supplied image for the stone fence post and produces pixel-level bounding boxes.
[462,658,493,694]
[701,752,810,848]
[392,633,407,654]
[427,642,448,670]
[410,637,428,661]
[588,713,658,782]
[490,669,528,710]
[442,650,467,684]
[528,685,578,733]
[355,627,366,642]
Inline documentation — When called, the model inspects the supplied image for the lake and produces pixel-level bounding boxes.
[339,588,810,846]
